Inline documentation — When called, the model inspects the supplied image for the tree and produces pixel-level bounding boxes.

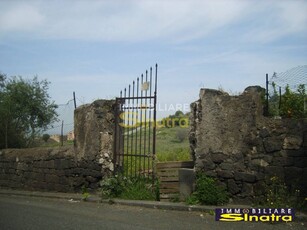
[42,134,50,143]
[0,75,58,148]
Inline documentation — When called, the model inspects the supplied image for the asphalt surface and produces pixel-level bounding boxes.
[0,194,306,230]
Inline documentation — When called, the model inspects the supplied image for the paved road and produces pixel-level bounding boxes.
[0,194,305,230]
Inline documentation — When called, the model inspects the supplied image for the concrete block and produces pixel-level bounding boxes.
[179,168,195,201]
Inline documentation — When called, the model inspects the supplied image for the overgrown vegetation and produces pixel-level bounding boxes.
[268,83,306,118]
[186,173,228,205]
[81,185,90,201]
[0,73,58,148]
[257,176,306,211]
[100,175,157,201]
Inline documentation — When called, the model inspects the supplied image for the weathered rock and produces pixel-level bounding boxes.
[211,153,227,164]
[220,162,234,170]
[227,179,241,195]
[217,170,234,179]
[234,172,256,183]
[263,137,282,153]
[283,136,303,150]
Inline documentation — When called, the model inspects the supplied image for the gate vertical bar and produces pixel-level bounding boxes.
[139,74,143,175]
[119,91,124,172]
[134,78,139,177]
[130,81,135,177]
[148,67,152,178]
[152,64,158,180]
[143,70,148,175]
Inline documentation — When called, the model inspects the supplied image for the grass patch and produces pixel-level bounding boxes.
[100,175,157,201]
[156,126,191,162]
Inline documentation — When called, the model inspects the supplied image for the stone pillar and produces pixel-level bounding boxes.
[74,99,116,177]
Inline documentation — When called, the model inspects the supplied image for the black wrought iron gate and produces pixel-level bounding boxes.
[114,64,157,179]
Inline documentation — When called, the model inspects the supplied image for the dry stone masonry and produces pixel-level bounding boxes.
[0,147,101,191]
[190,86,307,203]
[0,99,116,192]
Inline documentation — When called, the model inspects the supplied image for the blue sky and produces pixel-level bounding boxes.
[0,0,307,132]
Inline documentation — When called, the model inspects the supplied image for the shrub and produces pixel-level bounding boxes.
[100,175,157,201]
[268,83,306,118]
[100,175,127,198]
[187,173,228,205]
[42,134,50,142]
[176,129,188,143]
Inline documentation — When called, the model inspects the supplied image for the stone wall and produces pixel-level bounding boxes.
[0,99,116,192]
[190,86,307,203]
[0,147,101,192]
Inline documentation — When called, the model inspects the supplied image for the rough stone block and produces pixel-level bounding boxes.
[86,176,98,183]
[46,160,55,169]
[264,166,284,181]
[227,179,241,195]
[272,157,294,167]
[71,177,85,187]
[217,170,234,179]
[293,157,307,168]
[284,167,303,182]
[241,183,253,195]
[45,174,59,184]
[251,159,269,167]
[259,127,270,138]
[283,136,303,150]
[253,181,266,196]
[211,153,226,164]
[283,149,305,157]
[263,137,283,153]
[54,159,61,169]
[220,162,234,170]
[234,172,256,182]
[204,170,217,177]
[203,159,216,170]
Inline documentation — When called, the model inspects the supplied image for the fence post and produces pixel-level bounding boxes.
[265,73,269,116]
[73,91,77,109]
[61,120,64,147]
[279,86,282,111]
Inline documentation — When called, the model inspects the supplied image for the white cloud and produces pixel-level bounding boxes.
[0,0,250,42]
[1,0,306,43]
[0,3,44,32]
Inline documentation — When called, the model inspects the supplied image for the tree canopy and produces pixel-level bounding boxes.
[0,74,58,148]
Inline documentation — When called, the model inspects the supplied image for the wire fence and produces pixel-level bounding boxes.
[46,99,75,135]
[265,65,307,118]
[41,92,86,146]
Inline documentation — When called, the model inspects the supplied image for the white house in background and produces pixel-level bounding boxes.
[67,130,74,141]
